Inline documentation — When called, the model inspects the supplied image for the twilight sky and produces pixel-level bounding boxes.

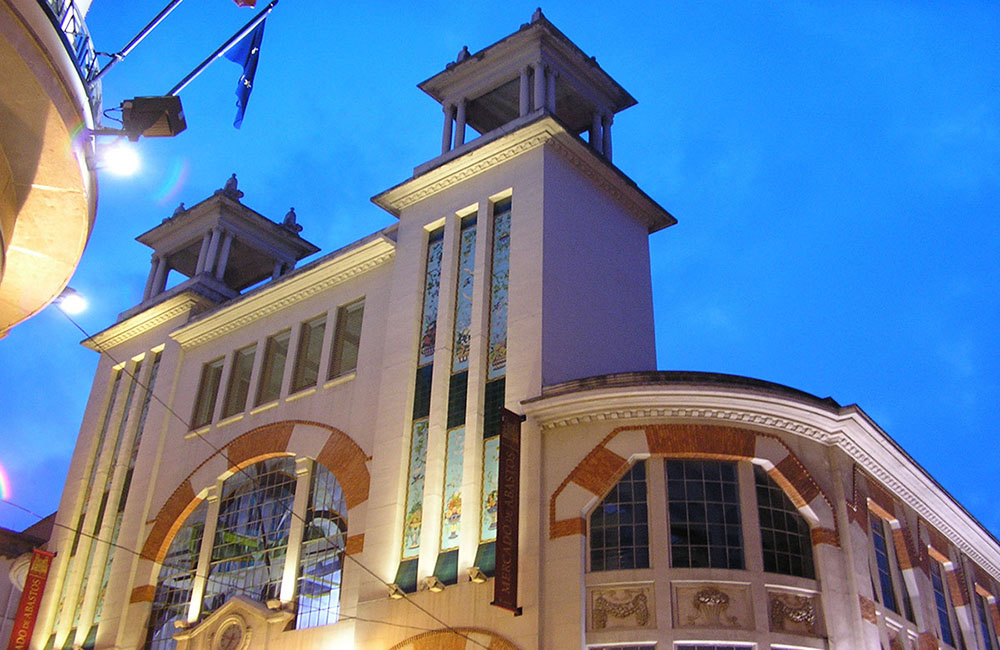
[1,2,997,538]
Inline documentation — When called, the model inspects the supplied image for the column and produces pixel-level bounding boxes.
[194,231,211,275]
[519,67,531,116]
[279,458,313,604]
[203,227,221,277]
[214,231,233,280]
[187,486,221,623]
[590,112,603,153]
[151,255,168,296]
[142,254,159,301]
[546,68,557,112]
[602,114,613,161]
[455,99,467,147]
[532,62,546,111]
[441,104,455,154]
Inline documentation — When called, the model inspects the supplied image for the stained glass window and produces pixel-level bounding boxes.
[590,461,649,571]
[666,460,744,570]
[754,464,814,579]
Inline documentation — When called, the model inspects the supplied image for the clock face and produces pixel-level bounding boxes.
[217,622,244,650]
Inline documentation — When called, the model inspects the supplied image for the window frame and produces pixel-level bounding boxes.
[221,343,256,419]
[255,329,291,405]
[291,314,326,393]
[190,357,224,428]
[329,298,365,380]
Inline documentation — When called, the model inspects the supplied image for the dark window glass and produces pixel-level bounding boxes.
[754,464,814,579]
[296,462,347,629]
[191,358,224,428]
[590,461,649,571]
[666,460,743,569]
[870,512,899,614]
[447,371,468,429]
[329,299,364,378]
[978,592,997,650]
[482,377,505,438]
[412,365,433,419]
[222,345,255,418]
[292,315,326,392]
[931,560,955,647]
[256,330,290,405]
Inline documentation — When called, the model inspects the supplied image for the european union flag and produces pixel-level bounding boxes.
[223,20,266,128]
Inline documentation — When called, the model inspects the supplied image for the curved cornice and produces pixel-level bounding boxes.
[522,380,1000,581]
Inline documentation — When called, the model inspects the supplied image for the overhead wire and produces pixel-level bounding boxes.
[32,309,495,650]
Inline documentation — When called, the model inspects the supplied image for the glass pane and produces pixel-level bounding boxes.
[330,300,364,378]
[589,461,649,571]
[753,464,814,579]
[666,460,743,569]
[256,330,290,405]
[292,316,325,392]
[191,358,224,428]
[222,345,256,418]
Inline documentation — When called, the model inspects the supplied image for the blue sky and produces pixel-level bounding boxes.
[1,2,997,538]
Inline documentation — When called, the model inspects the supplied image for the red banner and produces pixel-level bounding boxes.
[491,408,523,614]
[7,549,54,650]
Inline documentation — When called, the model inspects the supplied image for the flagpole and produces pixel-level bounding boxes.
[93,0,187,82]
[167,0,278,97]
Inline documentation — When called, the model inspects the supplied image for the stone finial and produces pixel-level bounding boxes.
[222,173,244,200]
[531,7,544,23]
[282,207,303,234]
[172,202,186,217]
[456,46,470,62]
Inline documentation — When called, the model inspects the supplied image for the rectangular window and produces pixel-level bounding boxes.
[256,330,290,405]
[329,299,364,379]
[590,461,649,571]
[292,315,326,392]
[977,592,997,650]
[191,357,224,428]
[870,512,899,614]
[666,460,744,570]
[931,559,956,647]
[222,344,256,418]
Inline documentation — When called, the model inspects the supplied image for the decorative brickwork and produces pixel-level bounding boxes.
[867,480,897,519]
[225,421,294,470]
[645,423,755,459]
[140,420,369,564]
[129,585,155,603]
[948,565,970,607]
[859,594,877,624]
[891,526,914,571]
[548,423,838,546]
[386,627,519,650]
[345,534,364,555]
[917,632,940,650]
[810,527,839,547]
[140,479,196,562]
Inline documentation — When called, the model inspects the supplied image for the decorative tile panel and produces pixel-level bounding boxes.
[480,436,500,542]
[402,420,428,559]
[440,426,465,550]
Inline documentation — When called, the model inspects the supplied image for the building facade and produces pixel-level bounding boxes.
[0,0,100,337]
[26,12,1000,650]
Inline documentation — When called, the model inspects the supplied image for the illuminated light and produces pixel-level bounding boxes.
[0,462,10,500]
[56,287,87,315]
[102,139,140,176]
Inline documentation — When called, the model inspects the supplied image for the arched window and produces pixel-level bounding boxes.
[589,460,649,571]
[753,464,814,579]
[145,458,347,650]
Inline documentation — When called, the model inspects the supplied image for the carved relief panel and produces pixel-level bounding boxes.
[672,582,754,630]
[768,590,822,637]
[587,583,656,631]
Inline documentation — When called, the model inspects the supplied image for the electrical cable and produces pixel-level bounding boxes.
[41,309,494,650]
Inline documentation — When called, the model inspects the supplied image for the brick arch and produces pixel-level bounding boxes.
[386,627,519,650]
[139,420,369,564]
[549,423,839,547]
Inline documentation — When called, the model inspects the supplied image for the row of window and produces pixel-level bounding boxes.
[191,299,364,428]
[590,460,815,579]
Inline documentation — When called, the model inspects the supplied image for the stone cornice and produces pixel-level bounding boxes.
[371,116,675,233]
[170,236,395,349]
[83,293,214,351]
[522,383,1000,581]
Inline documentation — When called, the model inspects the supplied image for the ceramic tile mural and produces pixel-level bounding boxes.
[402,419,428,559]
[487,202,510,380]
[418,231,444,366]
[440,426,465,550]
[480,435,500,541]
[452,221,477,372]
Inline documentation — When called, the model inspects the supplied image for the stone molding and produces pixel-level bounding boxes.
[386,627,519,650]
[84,293,214,350]
[171,237,394,349]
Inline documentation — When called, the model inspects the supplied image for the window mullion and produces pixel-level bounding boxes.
[187,486,221,623]
[279,458,313,604]
[739,461,763,574]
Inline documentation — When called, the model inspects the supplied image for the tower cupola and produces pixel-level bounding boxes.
[418,9,636,169]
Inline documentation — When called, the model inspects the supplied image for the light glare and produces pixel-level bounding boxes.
[58,288,87,314]
[103,140,140,176]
